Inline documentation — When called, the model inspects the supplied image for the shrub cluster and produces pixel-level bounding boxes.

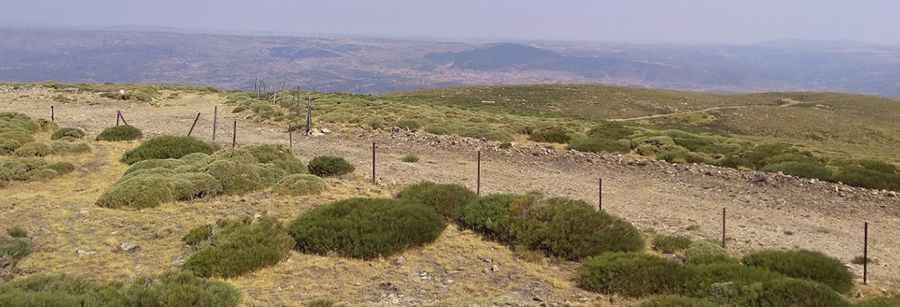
[183,217,295,278]
[49,140,91,155]
[96,125,143,141]
[308,156,354,177]
[397,182,477,220]
[120,136,216,164]
[635,296,720,307]
[13,142,51,157]
[0,271,240,307]
[274,174,327,196]
[50,127,86,140]
[98,144,309,209]
[742,249,854,293]
[0,113,48,155]
[458,194,643,260]
[289,198,446,259]
[528,126,572,144]
[0,235,32,264]
[1,158,74,184]
[652,234,692,254]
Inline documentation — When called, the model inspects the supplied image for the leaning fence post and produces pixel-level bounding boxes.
[187,112,201,136]
[721,208,727,248]
[371,142,376,184]
[864,222,869,285]
[116,111,121,127]
[119,112,129,126]
[476,151,482,196]
[231,120,237,152]
[212,105,218,141]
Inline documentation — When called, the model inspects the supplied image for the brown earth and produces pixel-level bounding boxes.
[1,88,898,306]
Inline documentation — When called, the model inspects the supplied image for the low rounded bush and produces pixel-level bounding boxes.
[308,156,354,177]
[14,142,51,157]
[121,136,215,164]
[737,278,850,307]
[274,174,327,196]
[458,193,532,242]
[7,226,28,238]
[0,236,32,262]
[742,249,854,293]
[514,198,644,259]
[45,162,75,175]
[96,125,143,141]
[49,140,91,155]
[0,139,21,155]
[684,263,784,298]
[95,175,175,209]
[125,158,187,175]
[0,158,48,181]
[762,161,833,180]
[172,172,223,200]
[0,271,240,307]
[653,235,693,254]
[577,252,693,297]
[635,296,720,307]
[289,198,446,259]
[528,126,571,144]
[397,182,476,220]
[204,159,264,195]
[183,217,295,278]
[51,127,86,140]
[683,241,736,265]
[401,154,419,163]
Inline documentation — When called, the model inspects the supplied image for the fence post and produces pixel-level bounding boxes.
[231,120,237,152]
[116,111,120,127]
[371,142,376,184]
[721,208,727,248]
[187,112,201,136]
[598,177,603,211]
[864,222,869,284]
[50,106,55,122]
[119,112,129,126]
[289,124,293,153]
[476,151,481,196]
[212,105,218,141]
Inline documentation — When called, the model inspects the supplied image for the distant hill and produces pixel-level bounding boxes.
[2,27,900,96]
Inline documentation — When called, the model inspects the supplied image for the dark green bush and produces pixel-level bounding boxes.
[514,197,644,259]
[742,249,854,293]
[183,217,295,278]
[121,136,215,164]
[458,193,534,242]
[289,198,446,259]
[172,172,223,200]
[308,156,354,177]
[684,263,784,298]
[0,271,240,307]
[274,174,327,196]
[397,182,477,220]
[51,128,85,140]
[587,121,634,140]
[95,175,175,209]
[7,226,27,238]
[762,161,833,179]
[832,166,900,192]
[182,224,213,246]
[652,235,692,254]
[528,126,571,143]
[96,125,143,141]
[577,252,693,297]
[204,159,264,195]
[683,241,736,265]
[635,296,721,307]
[736,278,850,307]
[401,154,419,163]
[0,237,32,262]
[14,142,51,157]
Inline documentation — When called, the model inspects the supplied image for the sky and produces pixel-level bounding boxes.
[3,0,900,44]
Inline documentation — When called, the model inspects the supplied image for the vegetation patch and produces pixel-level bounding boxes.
[400,154,419,163]
[652,235,692,254]
[274,174,327,196]
[13,142,51,157]
[49,140,91,155]
[308,156,354,177]
[96,125,143,141]
[856,295,900,307]
[577,252,692,297]
[736,278,850,307]
[683,240,736,265]
[95,175,175,209]
[183,217,295,278]
[0,271,240,307]
[0,158,69,183]
[528,126,572,143]
[50,128,86,140]
[635,296,720,307]
[742,249,854,293]
[289,198,446,259]
[396,182,476,220]
[121,136,216,164]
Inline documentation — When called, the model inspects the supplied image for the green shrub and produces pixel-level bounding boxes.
[121,136,215,164]
[274,174,327,196]
[587,121,634,140]
[634,296,721,307]
[396,182,477,220]
[528,126,571,143]
[304,299,336,307]
[652,235,692,254]
[308,156,354,177]
[682,241,735,265]
[51,128,85,140]
[289,198,446,259]
[14,142,51,157]
[182,224,213,246]
[0,158,49,181]
[397,120,420,131]
[0,271,240,307]
[95,175,175,209]
[0,237,32,261]
[458,193,534,242]
[742,249,854,293]
[183,217,295,278]
[204,159,264,195]
[568,137,631,154]
[172,172,223,200]
[577,252,693,297]
[856,295,900,307]
[514,197,644,259]
[762,161,833,179]
[736,278,850,307]
[49,140,91,155]
[832,166,900,192]
[684,263,784,298]
[401,154,419,163]
[0,139,21,155]
[125,158,187,175]
[96,125,143,141]
[7,226,27,238]
[45,162,75,175]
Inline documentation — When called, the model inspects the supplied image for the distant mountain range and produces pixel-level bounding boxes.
[2,27,900,96]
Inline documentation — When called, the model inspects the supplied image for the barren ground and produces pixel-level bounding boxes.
[1,88,898,306]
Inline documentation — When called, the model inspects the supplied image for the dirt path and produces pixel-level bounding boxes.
[609,98,810,122]
[3,91,899,295]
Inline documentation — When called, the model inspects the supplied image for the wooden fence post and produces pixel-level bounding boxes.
[598,177,603,211]
[371,142,376,184]
[476,151,482,196]
[721,208,727,248]
[212,105,218,141]
[187,112,201,136]
[864,222,869,284]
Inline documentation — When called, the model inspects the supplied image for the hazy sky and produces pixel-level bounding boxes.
[4,0,900,44]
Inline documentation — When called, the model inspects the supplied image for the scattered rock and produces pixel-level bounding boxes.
[75,249,95,257]
[119,242,140,253]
